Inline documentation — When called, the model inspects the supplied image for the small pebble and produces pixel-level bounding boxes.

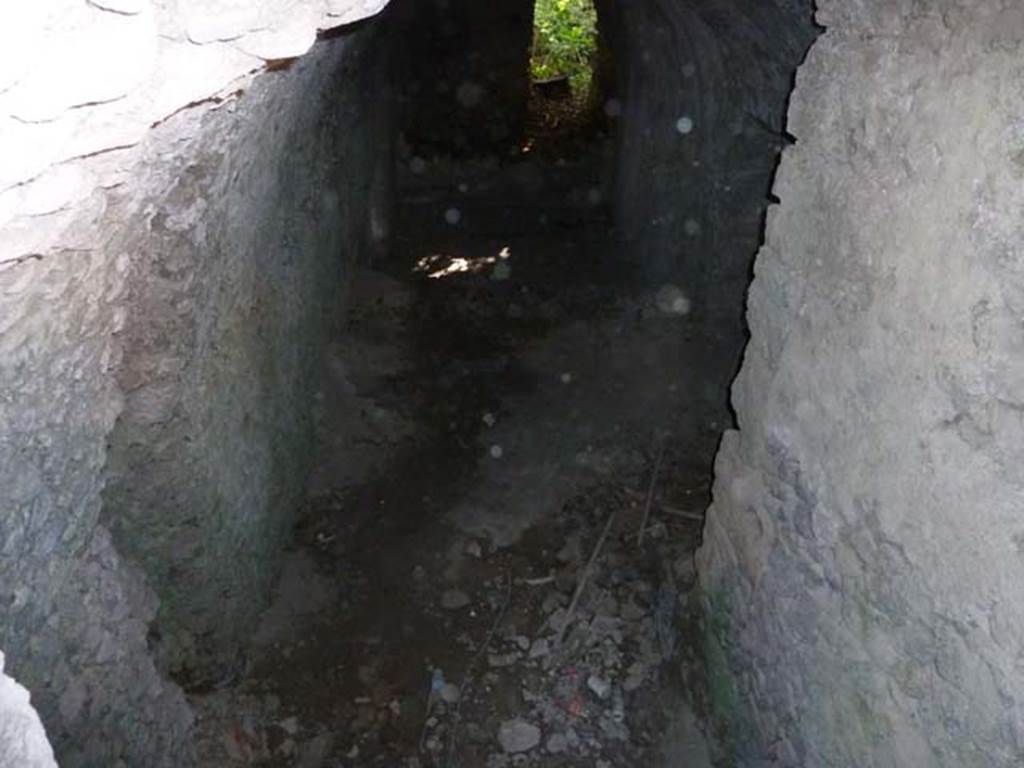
[440,683,461,703]
[546,733,569,754]
[488,652,519,668]
[441,589,471,610]
[587,675,612,700]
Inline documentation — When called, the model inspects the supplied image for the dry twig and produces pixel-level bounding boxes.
[553,507,617,651]
[660,504,705,522]
[637,441,666,547]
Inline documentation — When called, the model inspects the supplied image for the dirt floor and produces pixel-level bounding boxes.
[191,133,734,767]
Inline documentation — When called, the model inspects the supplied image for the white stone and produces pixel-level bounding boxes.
[497,719,540,753]
[0,651,58,768]
[587,675,611,700]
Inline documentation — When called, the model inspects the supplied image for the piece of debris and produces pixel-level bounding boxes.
[587,674,612,700]
[441,589,471,610]
[546,732,569,754]
[497,719,541,753]
[529,638,550,659]
[440,683,461,704]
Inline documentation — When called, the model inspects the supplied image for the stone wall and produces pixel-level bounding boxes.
[596,0,816,332]
[698,2,1024,764]
[0,1,389,765]
[102,24,393,685]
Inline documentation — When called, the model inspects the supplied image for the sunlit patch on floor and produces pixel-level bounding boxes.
[414,246,513,280]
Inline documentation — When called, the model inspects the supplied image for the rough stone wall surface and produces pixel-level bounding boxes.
[389,0,535,153]
[0,1,389,765]
[0,0,388,222]
[596,0,816,331]
[102,27,392,680]
[698,2,1024,765]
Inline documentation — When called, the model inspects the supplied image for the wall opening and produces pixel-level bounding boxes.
[526,0,611,150]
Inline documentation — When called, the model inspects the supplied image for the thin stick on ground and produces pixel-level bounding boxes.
[444,572,513,767]
[637,441,666,548]
[553,506,617,651]
[660,503,705,522]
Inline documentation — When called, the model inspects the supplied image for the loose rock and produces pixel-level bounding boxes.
[546,733,569,754]
[441,589,471,610]
[587,675,612,700]
[528,638,550,659]
[497,719,541,753]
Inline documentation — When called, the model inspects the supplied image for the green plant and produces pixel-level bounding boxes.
[530,0,598,93]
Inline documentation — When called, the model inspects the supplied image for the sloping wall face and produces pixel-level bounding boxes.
[596,0,816,331]
[0,1,389,765]
[698,2,1024,765]
[101,26,392,685]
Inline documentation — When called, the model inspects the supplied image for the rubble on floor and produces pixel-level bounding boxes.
[191,146,724,767]
[193,469,713,767]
